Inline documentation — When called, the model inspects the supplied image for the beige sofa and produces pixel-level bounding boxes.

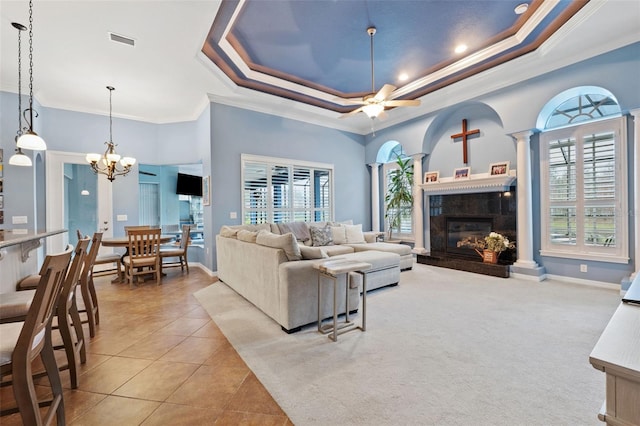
[216,222,412,332]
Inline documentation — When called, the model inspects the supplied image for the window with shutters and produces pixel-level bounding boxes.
[540,115,628,263]
[241,154,333,224]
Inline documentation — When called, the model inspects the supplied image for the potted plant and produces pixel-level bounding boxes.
[384,155,413,241]
[457,232,515,263]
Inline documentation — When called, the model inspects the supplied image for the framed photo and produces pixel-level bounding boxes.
[453,166,471,180]
[0,195,3,209]
[489,161,509,176]
[202,175,211,206]
[0,148,3,162]
[424,171,439,184]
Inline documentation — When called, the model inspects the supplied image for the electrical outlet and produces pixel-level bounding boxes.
[580,264,588,273]
[117,214,128,221]
[12,216,27,224]
[230,212,237,219]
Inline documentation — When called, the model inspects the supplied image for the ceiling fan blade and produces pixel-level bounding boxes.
[339,106,365,118]
[383,99,421,107]
[374,84,396,102]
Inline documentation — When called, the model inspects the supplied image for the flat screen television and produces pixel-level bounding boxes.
[176,173,202,197]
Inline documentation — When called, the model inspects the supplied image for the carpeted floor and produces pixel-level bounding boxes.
[194,263,621,426]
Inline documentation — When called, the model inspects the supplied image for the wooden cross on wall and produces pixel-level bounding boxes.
[451,119,480,164]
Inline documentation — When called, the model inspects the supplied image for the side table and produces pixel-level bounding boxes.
[313,259,371,342]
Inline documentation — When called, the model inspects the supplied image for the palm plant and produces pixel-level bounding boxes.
[384,155,413,240]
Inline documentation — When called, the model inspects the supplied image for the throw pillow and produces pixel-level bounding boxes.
[345,224,366,243]
[237,229,258,243]
[309,225,333,247]
[219,226,238,238]
[330,226,347,245]
[299,246,329,260]
[255,231,301,261]
[277,221,311,243]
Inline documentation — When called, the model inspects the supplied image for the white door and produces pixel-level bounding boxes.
[46,151,114,253]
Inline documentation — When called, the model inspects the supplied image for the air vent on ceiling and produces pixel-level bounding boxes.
[109,32,135,47]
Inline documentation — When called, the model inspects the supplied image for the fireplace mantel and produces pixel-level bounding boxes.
[420,170,516,195]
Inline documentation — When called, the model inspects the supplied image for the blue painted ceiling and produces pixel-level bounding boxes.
[203,0,587,113]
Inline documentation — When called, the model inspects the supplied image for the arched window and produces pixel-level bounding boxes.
[538,88,628,263]
[380,142,413,240]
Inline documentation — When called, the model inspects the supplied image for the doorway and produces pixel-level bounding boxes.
[45,151,114,253]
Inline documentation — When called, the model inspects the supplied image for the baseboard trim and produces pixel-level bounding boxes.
[544,273,620,290]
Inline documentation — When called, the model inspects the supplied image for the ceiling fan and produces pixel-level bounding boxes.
[340,27,420,120]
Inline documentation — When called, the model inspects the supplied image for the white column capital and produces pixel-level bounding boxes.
[367,162,381,169]
[410,153,426,161]
[509,129,534,142]
[628,108,640,118]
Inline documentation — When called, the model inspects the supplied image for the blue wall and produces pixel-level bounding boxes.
[208,103,368,270]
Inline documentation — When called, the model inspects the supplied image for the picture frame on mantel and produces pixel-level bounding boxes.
[424,171,439,183]
[489,161,509,176]
[453,166,471,180]
[202,175,211,206]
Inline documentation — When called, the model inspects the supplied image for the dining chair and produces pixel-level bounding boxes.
[76,232,103,338]
[160,224,191,274]
[0,247,72,425]
[123,228,162,288]
[124,225,152,235]
[0,240,89,390]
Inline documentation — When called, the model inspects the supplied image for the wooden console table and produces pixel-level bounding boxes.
[589,298,640,425]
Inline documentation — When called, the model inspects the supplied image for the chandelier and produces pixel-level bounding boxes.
[8,22,32,167]
[16,0,46,152]
[86,86,136,182]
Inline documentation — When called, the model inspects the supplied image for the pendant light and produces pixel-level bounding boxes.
[16,0,46,151]
[9,22,32,167]
[86,86,136,182]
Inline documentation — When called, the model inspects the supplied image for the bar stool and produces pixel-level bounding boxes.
[0,240,89,389]
[0,248,72,425]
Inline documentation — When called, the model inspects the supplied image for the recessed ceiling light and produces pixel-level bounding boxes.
[398,73,409,82]
[454,44,468,54]
[514,3,529,14]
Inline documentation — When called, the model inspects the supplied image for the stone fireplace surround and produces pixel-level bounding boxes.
[418,188,517,277]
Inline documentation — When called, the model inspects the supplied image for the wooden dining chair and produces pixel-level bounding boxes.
[123,228,162,288]
[76,232,103,338]
[124,225,151,235]
[160,224,191,274]
[0,248,72,425]
[0,240,89,390]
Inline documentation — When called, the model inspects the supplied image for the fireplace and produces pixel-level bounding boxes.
[419,190,517,276]
[446,217,492,258]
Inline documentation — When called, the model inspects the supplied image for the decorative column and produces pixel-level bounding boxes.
[368,163,381,232]
[411,153,427,254]
[630,109,640,279]
[510,130,539,269]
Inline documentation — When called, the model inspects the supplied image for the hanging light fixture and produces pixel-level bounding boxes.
[9,21,32,167]
[16,0,46,152]
[86,86,136,182]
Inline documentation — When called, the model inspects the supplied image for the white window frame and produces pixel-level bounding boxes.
[540,116,628,263]
[382,159,414,240]
[241,154,334,224]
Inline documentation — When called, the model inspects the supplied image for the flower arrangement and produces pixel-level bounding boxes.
[457,232,515,254]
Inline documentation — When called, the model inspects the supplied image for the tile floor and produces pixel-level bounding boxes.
[0,268,292,425]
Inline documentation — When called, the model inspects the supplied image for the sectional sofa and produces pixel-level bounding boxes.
[215,221,413,332]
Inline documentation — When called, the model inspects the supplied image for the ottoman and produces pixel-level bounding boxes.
[346,242,414,270]
[334,250,401,292]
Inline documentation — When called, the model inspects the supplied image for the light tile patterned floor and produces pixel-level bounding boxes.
[0,268,292,425]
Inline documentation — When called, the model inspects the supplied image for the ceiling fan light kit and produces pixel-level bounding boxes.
[340,26,420,122]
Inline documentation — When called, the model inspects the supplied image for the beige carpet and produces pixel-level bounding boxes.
[194,263,621,425]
